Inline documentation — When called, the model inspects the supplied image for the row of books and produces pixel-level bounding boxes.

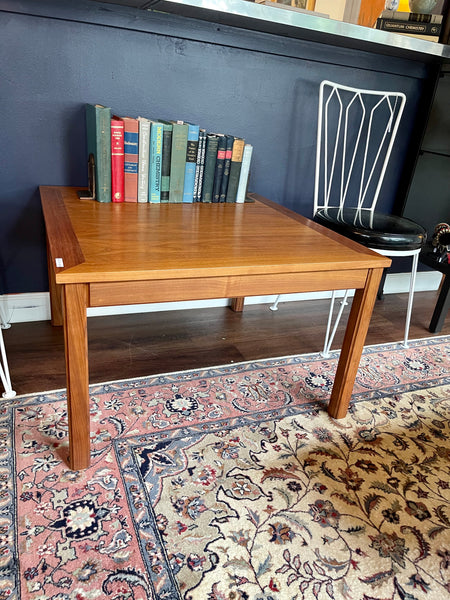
[85,104,253,204]
[375,9,444,42]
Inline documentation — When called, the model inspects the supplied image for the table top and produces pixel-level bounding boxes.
[40,186,391,285]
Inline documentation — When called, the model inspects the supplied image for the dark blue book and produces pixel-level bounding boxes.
[159,121,173,203]
[212,134,226,203]
[219,135,234,203]
[193,129,206,202]
[183,123,200,203]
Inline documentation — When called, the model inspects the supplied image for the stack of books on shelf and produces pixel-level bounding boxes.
[85,104,253,204]
[254,0,329,18]
[375,9,444,42]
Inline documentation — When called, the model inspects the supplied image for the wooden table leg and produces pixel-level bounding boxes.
[230,297,245,312]
[46,237,63,327]
[328,268,383,419]
[62,283,90,470]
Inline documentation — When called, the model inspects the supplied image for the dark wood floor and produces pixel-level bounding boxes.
[2,290,449,396]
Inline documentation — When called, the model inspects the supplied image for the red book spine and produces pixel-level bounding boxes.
[111,118,124,202]
[122,117,139,202]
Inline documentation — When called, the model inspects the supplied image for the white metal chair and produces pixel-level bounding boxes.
[270,80,426,356]
[0,302,15,399]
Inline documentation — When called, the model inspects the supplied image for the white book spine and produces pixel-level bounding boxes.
[196,132,207,201]
[137,118,150,203]
[193,130,206,202]
[236,144,253,204]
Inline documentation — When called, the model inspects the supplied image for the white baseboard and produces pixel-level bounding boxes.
[0,271,442,325]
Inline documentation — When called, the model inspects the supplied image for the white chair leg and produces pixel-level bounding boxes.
[0,328,15,399]
[322,291,337,358]
[0,302,11,330]
[321,290,350,358]
[270,295,281,311]
[402,252,419,349]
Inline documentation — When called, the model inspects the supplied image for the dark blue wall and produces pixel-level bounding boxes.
[0,0,438,294]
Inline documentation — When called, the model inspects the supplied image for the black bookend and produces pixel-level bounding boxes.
[78,153,96,200]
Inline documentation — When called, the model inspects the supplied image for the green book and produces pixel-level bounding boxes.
[226,138,245,203]
[201,134,219,203]
[85,103,111,202]
[168,121,189,203]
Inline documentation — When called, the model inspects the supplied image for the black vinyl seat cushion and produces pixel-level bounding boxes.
[314,207,426,251]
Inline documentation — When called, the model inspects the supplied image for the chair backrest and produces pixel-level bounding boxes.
[313,80,406,217]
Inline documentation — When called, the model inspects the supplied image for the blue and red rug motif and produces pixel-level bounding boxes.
[1,336,449,599]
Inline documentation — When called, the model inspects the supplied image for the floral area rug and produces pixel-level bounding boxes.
[1,336,450,600]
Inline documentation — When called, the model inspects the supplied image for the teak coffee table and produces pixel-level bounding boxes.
[41,186,391,470]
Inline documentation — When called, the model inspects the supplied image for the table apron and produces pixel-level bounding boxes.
[88,269,369,307]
